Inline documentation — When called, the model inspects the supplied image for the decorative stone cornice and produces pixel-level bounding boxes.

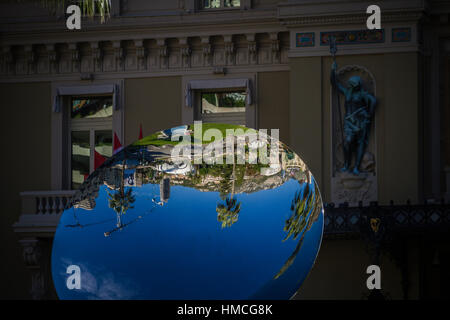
[25,45,35,74]
[157,38,168,69]
[2,46,14,74]
[224,35,235,65]
[90,41,103,71]
[280,11,424,27]
[179,37,191,68]
[68,43,79,61]
[157,38,168,57]
[46,44,58,64]
[134,39,147,69]
[3,46,14,64]
[180,43,191,56]
[246,34,257,64]
[46,44,58,73]
[0,32,290,80]
[68,42,80,72]
[24,45,35,64]
[201,36,213,66]
[270,32,280,52]
[112,40,125,71]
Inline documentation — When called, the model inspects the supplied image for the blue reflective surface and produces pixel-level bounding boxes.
[52,126,323,300]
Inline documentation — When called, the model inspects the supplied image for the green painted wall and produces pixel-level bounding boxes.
[0,82,52,299]
[381,52,421,204]
[289,57,323,189]
[124,77,182,145]
[257,71,290,144]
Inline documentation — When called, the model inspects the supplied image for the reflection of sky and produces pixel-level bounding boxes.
[52,178,323,300]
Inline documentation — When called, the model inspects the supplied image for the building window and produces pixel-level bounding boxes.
[200,91,246,125]
[70,96,113,189]
[202,0,240,9]
[184,77,255,128]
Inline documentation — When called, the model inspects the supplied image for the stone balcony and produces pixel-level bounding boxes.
[14,190,75,237]
[13,190,75,300]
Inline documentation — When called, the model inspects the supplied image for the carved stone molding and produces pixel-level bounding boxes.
[246,34,257,64]
[179,37,191,68]
[3,46,15,74]
[68,43,80,73]
[224,35,235,65]
[46,44,58,73]
[270,32,280,62]
[280,11,423,27]
[24,45,35,74]
[134,40,147,70]
[90,41,103,72]
[157,38,168,69]
[113,40,125,71]
[201,36,213,67]
[0,32,290,79]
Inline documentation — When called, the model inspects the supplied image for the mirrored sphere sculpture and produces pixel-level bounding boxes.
[52,124,324,299]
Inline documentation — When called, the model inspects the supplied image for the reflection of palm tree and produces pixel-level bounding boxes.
[274,179,322,279]
[106,161,136,233]
[107,188,135,228]
[216,161,242,228]
[216,197,241,228]
[283,184,314,241]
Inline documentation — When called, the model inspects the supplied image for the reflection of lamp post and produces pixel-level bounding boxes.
[231,161,236,198]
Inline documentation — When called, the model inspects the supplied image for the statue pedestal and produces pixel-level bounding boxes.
[331,171,377,206]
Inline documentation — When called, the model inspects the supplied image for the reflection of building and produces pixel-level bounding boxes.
[160,178,171,204]
[3,1,450,300]
[73,197,96,211]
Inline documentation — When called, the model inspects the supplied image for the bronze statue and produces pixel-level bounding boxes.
[331,61,376,175]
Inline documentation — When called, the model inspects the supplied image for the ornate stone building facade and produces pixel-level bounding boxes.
[1,0,450,299]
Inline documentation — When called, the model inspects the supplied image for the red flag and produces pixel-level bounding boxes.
[94,150,106,170]
[139,123,143,140]
[113,132,123,154]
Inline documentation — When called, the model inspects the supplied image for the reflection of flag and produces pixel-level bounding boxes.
[139,123,143,140]
[113,132,123,155]
[94,150,106,170]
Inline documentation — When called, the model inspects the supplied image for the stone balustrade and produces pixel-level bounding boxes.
[14,190,75,236]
